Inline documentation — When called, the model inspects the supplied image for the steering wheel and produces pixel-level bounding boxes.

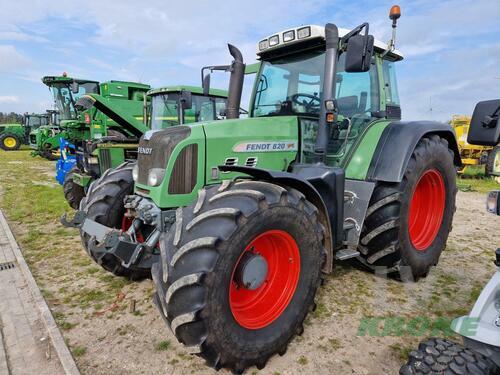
[291,93,321,111]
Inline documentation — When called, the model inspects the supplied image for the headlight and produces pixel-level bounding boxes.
[87,157,98,164]
[268,35,279,46]
[297,26,311,39]
[258,39,268,51]
[148,168,165,186]
[486,190,499,215]
[283,30,295,42]
[132,164,139,182]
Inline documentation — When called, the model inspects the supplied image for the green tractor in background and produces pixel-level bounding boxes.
[68,7,462,372]
[29,109,61,160]
[40,74,151,205]
[60,85,228,212]
[0,112,49,151]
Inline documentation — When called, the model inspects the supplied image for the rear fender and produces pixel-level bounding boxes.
[367,121,461,183]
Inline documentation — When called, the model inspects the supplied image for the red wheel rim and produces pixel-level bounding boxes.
[229,230,300,330]
[121,216,145,242]
[408,169,445,251]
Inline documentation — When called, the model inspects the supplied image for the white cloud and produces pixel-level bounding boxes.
[0,45,31,72]
[0,96,20,103]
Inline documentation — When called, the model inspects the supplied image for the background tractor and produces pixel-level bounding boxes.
[41,74,150,205]
[60,85,228,211]
[70,7,461,372]
[401,99,500,375]
[451,114,498,176]
[29,109,61,160]
[0,112,49,151]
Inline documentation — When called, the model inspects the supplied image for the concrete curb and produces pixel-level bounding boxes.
[0,210,80,375]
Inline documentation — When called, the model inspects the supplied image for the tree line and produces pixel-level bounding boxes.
[0,112,23,124]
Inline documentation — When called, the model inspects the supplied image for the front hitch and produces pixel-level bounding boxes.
[60,210,87,228]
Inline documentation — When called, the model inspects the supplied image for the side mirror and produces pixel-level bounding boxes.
[180,90,193,110]
[344,34,374,73]
[467,99,500,146]
[202,74,211,96]
[70,81,79,94]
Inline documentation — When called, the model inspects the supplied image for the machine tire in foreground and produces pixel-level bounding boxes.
[357,135,457,280]
[0,133,21,151]
[486,146,500,177]
[63,166,86,210]
[152,180,325,373]
[400,338,497,374]
[80,162,149,280]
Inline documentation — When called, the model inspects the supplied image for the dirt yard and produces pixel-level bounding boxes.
[1,150,499,375]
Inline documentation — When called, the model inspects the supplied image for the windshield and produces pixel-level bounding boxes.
[253,51,379,119]
[149,93,227,130]
[50,81,99,120]
[24,115,48,129]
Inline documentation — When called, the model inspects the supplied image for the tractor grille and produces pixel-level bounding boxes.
[168,144,198,194]
[136,127,191,186]
[99,149,112,172]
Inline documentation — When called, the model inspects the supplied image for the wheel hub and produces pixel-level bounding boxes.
[234,250,268,290]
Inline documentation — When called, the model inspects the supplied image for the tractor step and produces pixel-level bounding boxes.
[335,248,360,261]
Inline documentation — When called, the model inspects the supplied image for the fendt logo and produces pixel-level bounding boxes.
[138,147,153,155]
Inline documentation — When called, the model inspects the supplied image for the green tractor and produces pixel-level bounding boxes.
[69,7,461,372]
[60,85,228,211]
[0,113,49,151]
[29,109,61,160]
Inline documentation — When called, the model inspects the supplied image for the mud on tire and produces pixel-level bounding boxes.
[400,338,497,374]
[356,135,457,280]
[152,180,325,373]
[63,166,86,210]
[80,162,149,280]
[486,146,499,177]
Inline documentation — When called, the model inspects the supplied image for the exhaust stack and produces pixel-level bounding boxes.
[226,44,245,119]
[314,23,340,161]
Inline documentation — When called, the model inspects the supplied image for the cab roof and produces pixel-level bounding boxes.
[146,85,228,98]
[257,25,403,61]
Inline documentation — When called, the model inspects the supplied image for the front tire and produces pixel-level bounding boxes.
[357,135,457,280]
[152,180,325,373]
[0,134,21,151]
[63,166,86,210]
[80,162,149,280]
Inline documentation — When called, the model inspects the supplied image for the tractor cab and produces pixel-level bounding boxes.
[146,86,228,129]
[251,25,403,167]
[42,75,99,122]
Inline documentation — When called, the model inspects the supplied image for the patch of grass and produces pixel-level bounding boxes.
[328,338,342,350]
[297,355,308,365]
[72,346,87,357]
[389,343,413,362]
[156,341,173,351]
[458,176,499,193]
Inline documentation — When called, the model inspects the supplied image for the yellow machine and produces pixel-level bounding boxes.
[451,115,497,174]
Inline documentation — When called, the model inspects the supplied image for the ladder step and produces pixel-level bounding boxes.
[335,248,360,261]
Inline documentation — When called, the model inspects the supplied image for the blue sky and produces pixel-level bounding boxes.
[0,0,499,121]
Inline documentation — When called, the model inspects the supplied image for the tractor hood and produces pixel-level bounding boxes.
[75,94,148,138]
[134,115,299,209]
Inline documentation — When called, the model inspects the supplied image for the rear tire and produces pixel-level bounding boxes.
[152,180,325,373]
[356,135,457,280]
[400,338,497,374]
[0,134,21,151]
[486,146,499,176]
[63,166,86,210]
[80,162,149,280]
